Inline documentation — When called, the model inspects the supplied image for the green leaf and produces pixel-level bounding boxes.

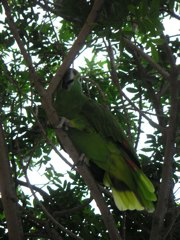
[126,87,138,93]
[151,44,159,62]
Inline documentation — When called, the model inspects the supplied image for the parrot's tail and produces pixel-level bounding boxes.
[104,170,157,212]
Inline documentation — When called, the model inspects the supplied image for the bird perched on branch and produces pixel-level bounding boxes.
[54,68,156,212]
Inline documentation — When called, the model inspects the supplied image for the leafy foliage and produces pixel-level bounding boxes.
[0,0,179,239]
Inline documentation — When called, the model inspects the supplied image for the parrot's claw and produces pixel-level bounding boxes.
[71,153,88,170]
[79,153,86,162]
[57,117,69,130]
[78,153,89,166]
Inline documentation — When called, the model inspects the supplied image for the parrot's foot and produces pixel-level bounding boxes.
[79,153,87,163]
[56,117,69,130]
[78,153,89,166]
[71,153,88,170]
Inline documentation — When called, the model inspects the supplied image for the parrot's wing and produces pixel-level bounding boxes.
[82,99,140,167]
[81,99,156,212]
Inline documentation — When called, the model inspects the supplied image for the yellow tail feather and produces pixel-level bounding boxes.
[112,189,144,211]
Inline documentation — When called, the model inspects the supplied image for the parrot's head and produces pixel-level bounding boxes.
[61,68,82,91]
[54,68,86,119]
[55,68,82,97]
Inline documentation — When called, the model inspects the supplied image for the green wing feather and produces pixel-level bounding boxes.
[82,100,139,165]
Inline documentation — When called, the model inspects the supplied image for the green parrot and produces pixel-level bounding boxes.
[54,68,156,212]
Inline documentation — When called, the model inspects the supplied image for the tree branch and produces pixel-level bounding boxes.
[123,37,170,80]
[47,0,105,96]
[131,49,168,132]
[105,38,133,141]
[0,120,24,240]
[53,197,93,218]
[135,84,143,150]
[119,85,163,131]
[150,71,180,240]
[2,0,46,98]
[22,168,83,240]
[160,34,177,71]
[2,1,122,239]
[103,38,164,132]
[164,207,180,239]
[54,127,122,240]
[161,8,180,20]
[16,179,49,199]
[31,108,73,168]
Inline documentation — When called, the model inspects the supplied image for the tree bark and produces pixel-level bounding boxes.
[0,121,24,240]
[150,70,180,240]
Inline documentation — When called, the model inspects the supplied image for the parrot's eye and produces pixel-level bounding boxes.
[62,69,76,89]
[67,79,73,84]
[66,79,74,86]
[62,79,74,89]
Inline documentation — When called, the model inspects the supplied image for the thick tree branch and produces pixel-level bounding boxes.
[2,1,122,239]
[54,126,122,240]
[160,34,177,71]
[0,120,24,240]
[164,207,180,239]
[47,0,105,96]
[150,71,180,240]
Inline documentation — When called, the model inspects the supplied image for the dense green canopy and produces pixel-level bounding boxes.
[0,0,179,239]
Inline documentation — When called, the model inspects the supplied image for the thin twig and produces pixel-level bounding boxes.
[123,37,170,80]
[85,77,109,104]
[16,179,49,199]
[105,38,133,141]
[103,38,164,132]
[135,84,142,150]
[53,197,93,217]
[160,8,180,20]
[132,49,167,128]
[121,88,163,131]
[22,167,83,240]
